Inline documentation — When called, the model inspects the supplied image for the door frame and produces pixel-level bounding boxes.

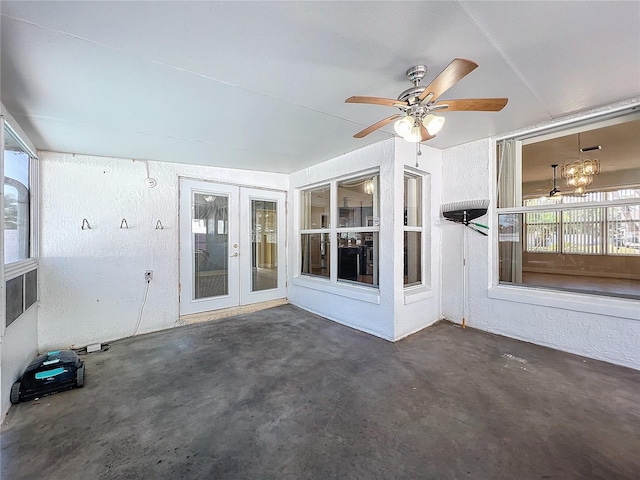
[179,178,287,316]
[239,187,287,306]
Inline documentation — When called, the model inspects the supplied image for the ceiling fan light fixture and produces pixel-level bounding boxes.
[422,114,446,135]
[403,125,422,143]
[394,116,415,137]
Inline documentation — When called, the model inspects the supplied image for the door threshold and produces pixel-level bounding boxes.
[178,298,289,326]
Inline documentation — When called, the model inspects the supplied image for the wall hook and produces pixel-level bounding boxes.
[155,220,164,230]
[120,218,129,229]
[82,219,91,230]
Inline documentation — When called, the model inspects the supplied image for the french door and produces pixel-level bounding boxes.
[179,179,286,315]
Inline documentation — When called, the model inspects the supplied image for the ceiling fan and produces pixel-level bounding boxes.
[345,58,508,142]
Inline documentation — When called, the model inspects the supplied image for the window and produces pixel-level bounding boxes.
[300,185,330,278]
[300,172,380,288]
[4,127,31,264]
[404,172,423,287]
[496,112,640,299]
[3,121,38,328]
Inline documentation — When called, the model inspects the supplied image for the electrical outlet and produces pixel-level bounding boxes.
[145,270,153,281]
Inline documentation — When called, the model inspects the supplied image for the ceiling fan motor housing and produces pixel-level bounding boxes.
[405,65,428,85]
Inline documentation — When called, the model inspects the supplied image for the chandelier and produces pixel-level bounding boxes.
[561,133,600,195]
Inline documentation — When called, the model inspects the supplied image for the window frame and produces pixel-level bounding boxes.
[403,169,426,290]
[2,117,40,334]
[493,109,640,303]
[298,169,381,290]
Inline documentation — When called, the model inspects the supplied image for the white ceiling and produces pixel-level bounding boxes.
[1,1,639,174]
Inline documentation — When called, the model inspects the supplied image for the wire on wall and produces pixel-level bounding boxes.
[134,278,151,336]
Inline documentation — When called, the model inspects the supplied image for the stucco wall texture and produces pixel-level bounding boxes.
[38,152,288,350]
[441,139,640,370]
[35,136,639,373]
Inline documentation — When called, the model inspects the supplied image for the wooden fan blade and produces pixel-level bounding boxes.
[418,58,478,103]
[434,98,508,111]
[354,114,401,138]
[420,125,435,142]
[346,96,408,108]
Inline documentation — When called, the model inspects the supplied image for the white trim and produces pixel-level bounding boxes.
[402,169,428,291]
[493,99,640,142]
[488,284,639,321]
[5,258,38,281]
[300,228,331,234]
[491,108,640,301]
[298,169,381,291]
[178,175,287,195]
[333,226,380,234]
[334,167,380,184]
[3,121,38,160]
[2,117,40,333]
[520,111,640,145]
[292,275,380,304]
[0,116,5,337]
[31,156,40,261]
[498,197,638,214]
[404,286,433,304]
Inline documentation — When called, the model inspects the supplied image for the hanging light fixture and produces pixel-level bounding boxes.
[363,179,375,195]
[561,133,600,196]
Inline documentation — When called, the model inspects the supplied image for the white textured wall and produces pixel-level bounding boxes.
[441,139,640,370]
[393,139,443,339]
[39,152,288,350]
[288,140,396,339]
[288,139,444,341]
[1,308,38,418]
[1,103,40,419]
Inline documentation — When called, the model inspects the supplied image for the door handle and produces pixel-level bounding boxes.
[230,252,238,257]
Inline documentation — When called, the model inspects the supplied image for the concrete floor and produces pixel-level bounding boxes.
[2,304,639,479]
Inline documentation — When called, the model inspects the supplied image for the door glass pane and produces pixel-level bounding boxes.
[251,199,278,292]
[193,192,228,299]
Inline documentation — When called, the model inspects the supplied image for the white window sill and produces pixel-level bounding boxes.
[488,284,640,321]
[292,275,380,304]
[5,258,38,281]
[404,286,434,304]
